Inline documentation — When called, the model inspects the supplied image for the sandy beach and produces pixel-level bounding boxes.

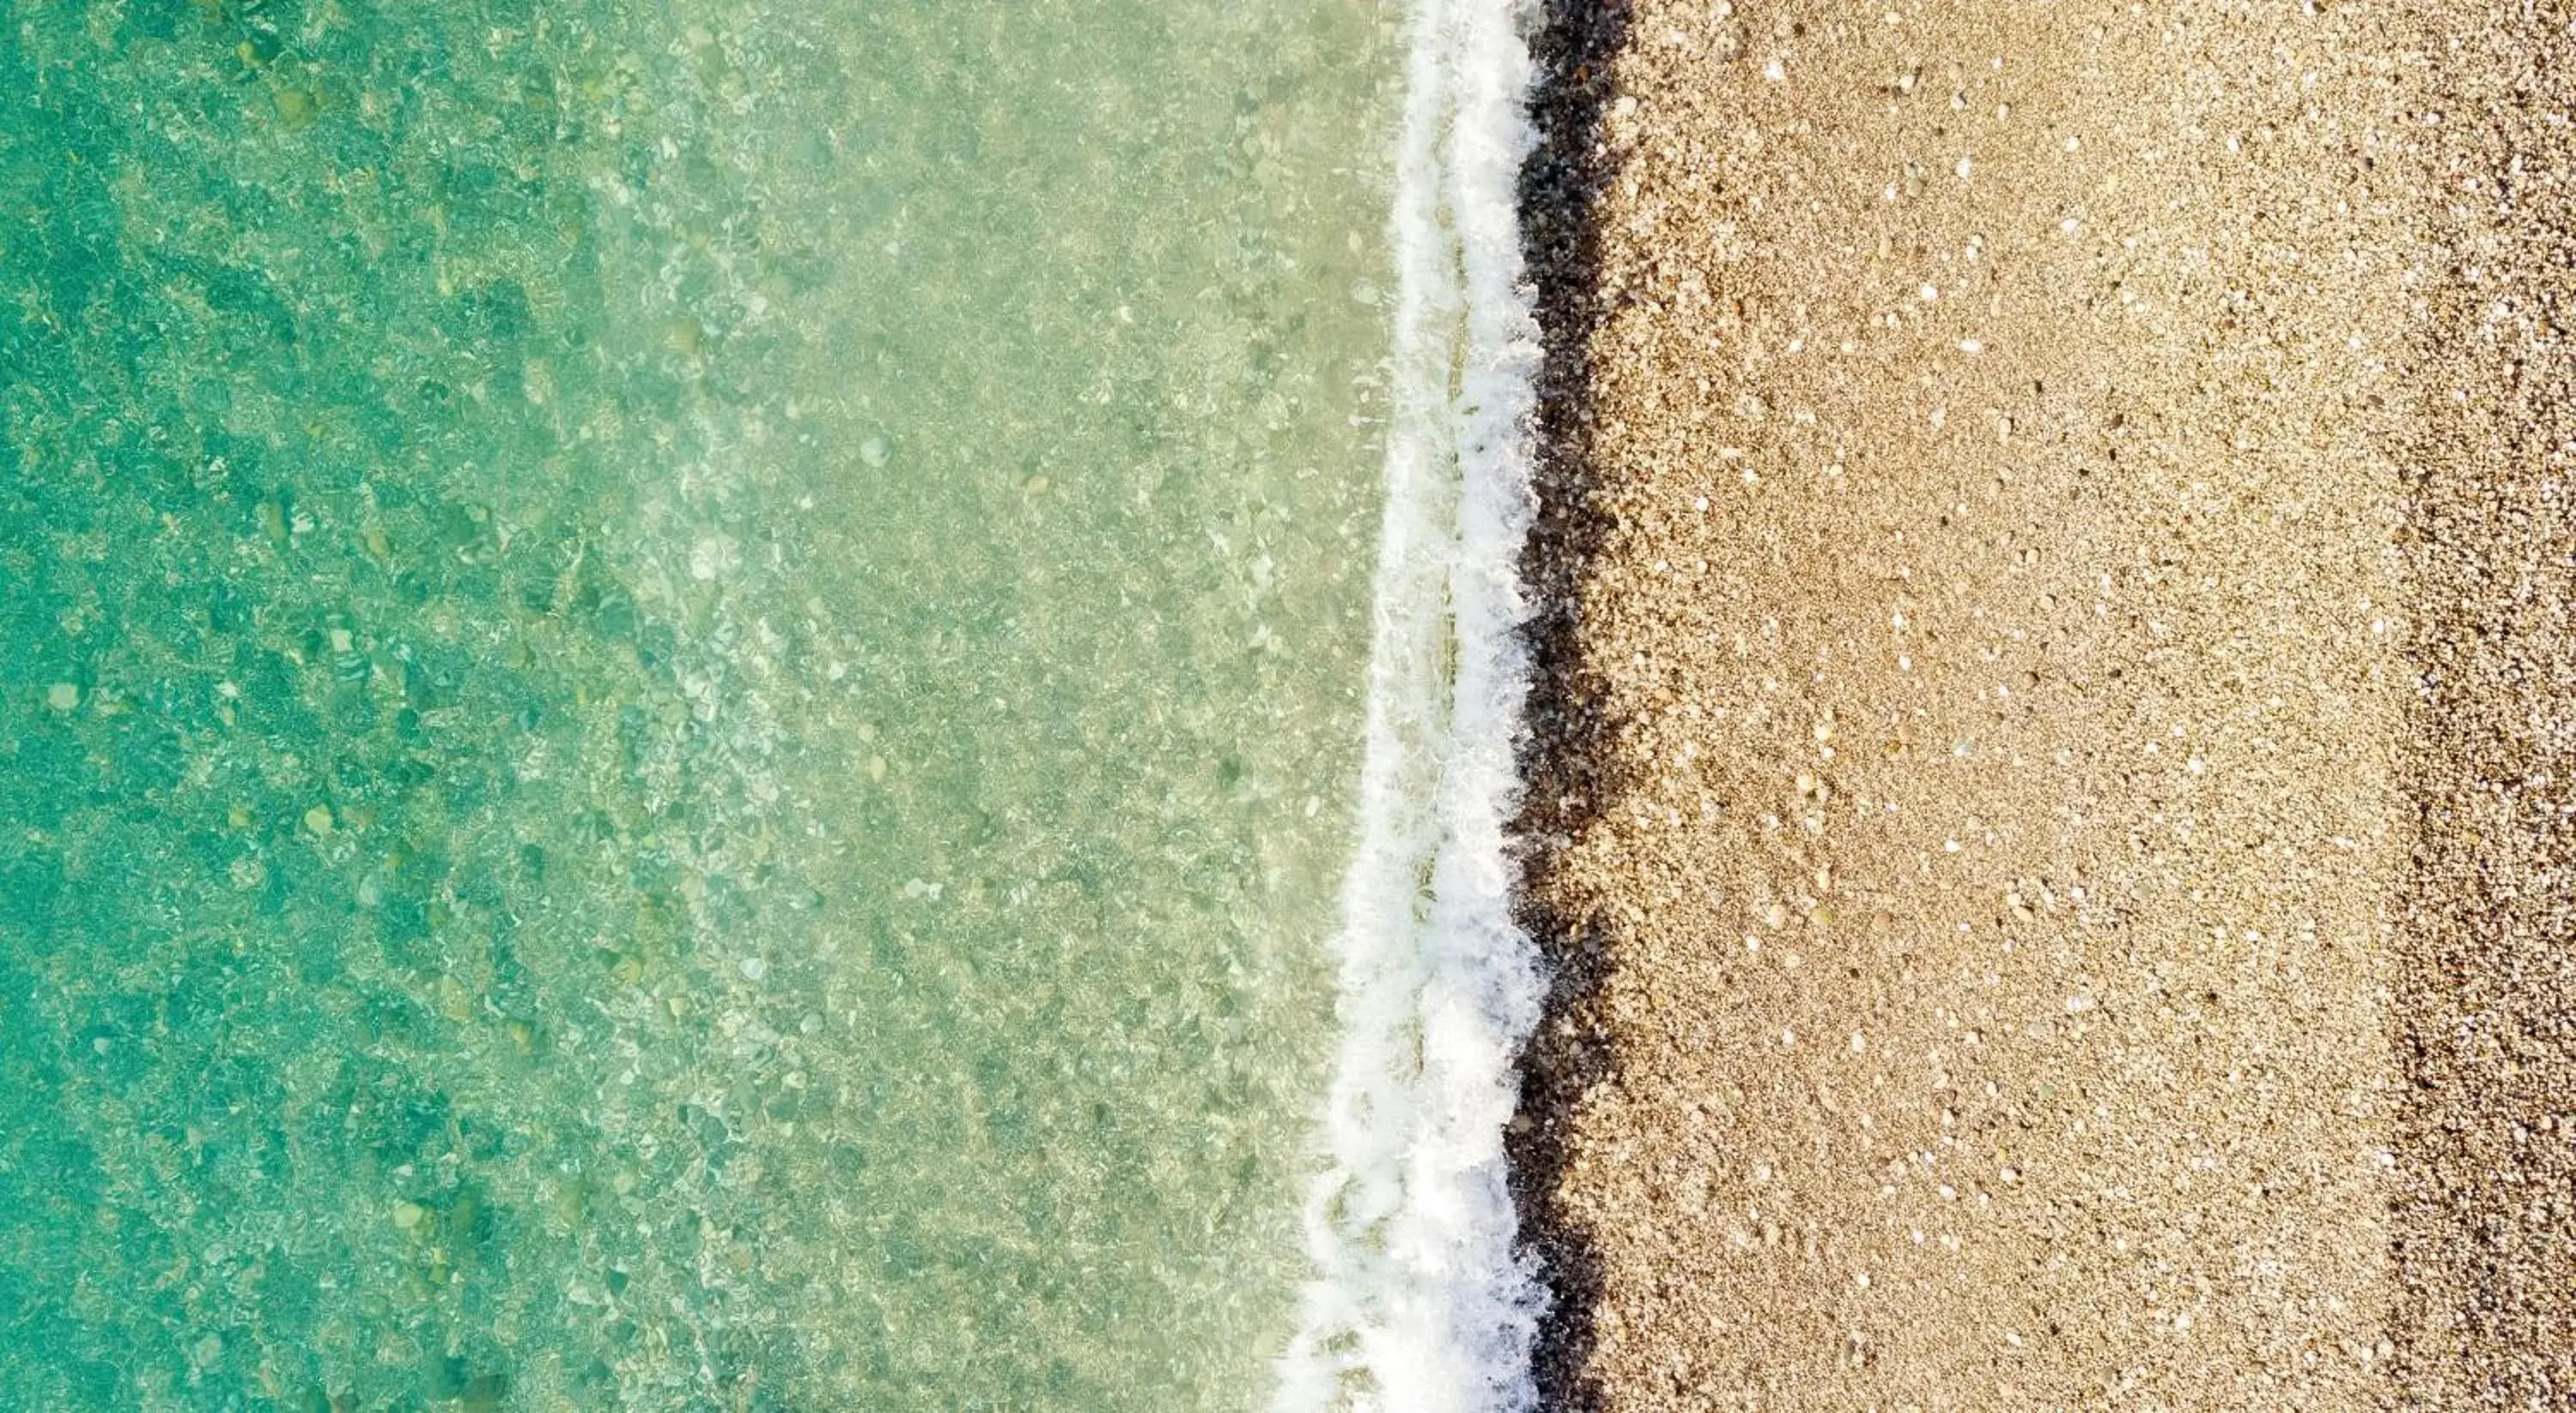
[1511,0,2576,1406]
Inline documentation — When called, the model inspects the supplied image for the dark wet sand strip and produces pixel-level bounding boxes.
[2390,3,2576,1401]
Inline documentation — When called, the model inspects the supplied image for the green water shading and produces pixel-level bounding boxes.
[0,0,1400,1407]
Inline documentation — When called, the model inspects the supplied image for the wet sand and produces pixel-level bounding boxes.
[2387,3,2576,1401]
[1512,0,2575,1406]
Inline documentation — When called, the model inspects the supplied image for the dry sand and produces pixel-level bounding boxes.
[1511,0,2575,1407]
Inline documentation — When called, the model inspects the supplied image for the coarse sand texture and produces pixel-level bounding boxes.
[1510,0,2573,1406]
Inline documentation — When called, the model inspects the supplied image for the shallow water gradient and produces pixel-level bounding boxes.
[0,0,1401,1406]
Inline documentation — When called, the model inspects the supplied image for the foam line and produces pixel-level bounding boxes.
[1274,0,1544,1407]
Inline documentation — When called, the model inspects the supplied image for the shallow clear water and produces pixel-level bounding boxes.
[0,1,1405,1407]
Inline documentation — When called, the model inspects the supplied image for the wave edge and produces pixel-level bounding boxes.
[1275,0,1545,1408]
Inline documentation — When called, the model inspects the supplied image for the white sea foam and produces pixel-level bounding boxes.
[1274,0,1544,1409]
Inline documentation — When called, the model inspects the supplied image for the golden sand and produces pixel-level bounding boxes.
[1513,0,2575,1405]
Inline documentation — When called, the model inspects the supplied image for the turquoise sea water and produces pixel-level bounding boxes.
[0,1,1416,1407]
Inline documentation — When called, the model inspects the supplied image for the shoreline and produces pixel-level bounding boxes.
[1508,0,1636,1406]
[1279,0,1553,1403]
[1507,0,2576,1404]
